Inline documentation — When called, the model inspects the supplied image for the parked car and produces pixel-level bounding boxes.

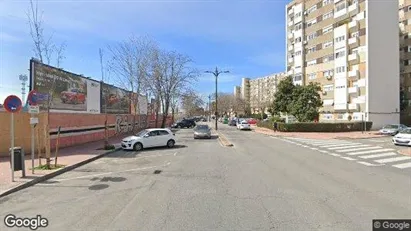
[171,119,196,128]
[60,88,86,104]
[121,128,176,151]
[193,124,212,139]
[228,119,237,126]
[379,124,408,136]
[392,128,411,146]
[247,118,258,125]
[237,120,251,130]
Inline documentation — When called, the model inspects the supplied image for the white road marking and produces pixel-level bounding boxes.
[392,162,411,169]
[340,156,357,161]
[318,150,329,153]
[302,145,309,148]
[368,139,387,143]
[329,153,341,157]
[319,143,360,148]
[374,156,411,164]
[348,148,395,155]
[359,152,397,159]
[310,147,318,150]
[357,161,384,167]
[328,145,369,150]
[337,146,381,153]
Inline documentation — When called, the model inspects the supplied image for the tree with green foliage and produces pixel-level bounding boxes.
[269,76,295,115]
[288,82,323,122]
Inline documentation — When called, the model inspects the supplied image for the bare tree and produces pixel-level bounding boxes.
[27,0,66,169]
[181,91,204,117]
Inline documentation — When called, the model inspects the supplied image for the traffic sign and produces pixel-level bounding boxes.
[3,95,22,113]
[27,90,38,106]
[28,105,40,114]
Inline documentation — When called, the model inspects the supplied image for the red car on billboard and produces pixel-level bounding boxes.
[60,88,86,104]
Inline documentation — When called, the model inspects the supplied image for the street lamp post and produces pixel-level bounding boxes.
[205,67,229,130]
[208,94,211,122]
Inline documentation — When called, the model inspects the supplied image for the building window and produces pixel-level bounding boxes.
[323,25,333,34]
[323,41,333,48]
[408,86,411,92]
[307,5,317,14]
[323,70,334,78]
[336,66,346,73]
[323,114,333,120]
[408,46,411,52]
[323,11,333,20]
[308,73,317,80]
[295,37,302,43]
[335,85,346,89]
[337,114,344,120]
[335,50,346,59]
[307,60,317,66]
[294,75,302,81]
[323,84,334,91]
[295,51,302,56]
[335,35,345,43]
[295,12,302,17]
[351,31,359,38]
[335,1,346,12]
[307,32,318,41]
[306,19,317,28]
[352,48,359,54]
[323,0,332,5]
[323,54,334,63]
[307,46,316,53]
[295,22,302,31]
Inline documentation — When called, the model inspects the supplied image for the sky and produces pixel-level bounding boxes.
[0,0,288,104]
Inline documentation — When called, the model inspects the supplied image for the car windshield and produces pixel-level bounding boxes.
[195,125,209,130]
[136,129,148,136]
[399,128,411,134]
[241,121,249,124]
[384,125,398,129]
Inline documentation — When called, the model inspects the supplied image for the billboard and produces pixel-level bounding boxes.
[30,59,101,113]
[101,83,131,114]
[130,93,148,115]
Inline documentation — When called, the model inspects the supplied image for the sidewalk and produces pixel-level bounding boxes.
[252,125,384,139]
[0,135,126,196]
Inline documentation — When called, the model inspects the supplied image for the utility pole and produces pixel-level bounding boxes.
[208,94,211,122]
[99,48,109,147]
[205,67,229,130]
[19,74,28,102]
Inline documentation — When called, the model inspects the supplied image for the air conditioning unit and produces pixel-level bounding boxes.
[304,11,308,15]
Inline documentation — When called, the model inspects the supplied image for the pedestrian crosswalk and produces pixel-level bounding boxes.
[277,137,411,169]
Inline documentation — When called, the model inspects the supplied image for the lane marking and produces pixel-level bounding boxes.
[319,143,360,148]
[329,153,341,157]
[374,156,411,164]
[392,162,411,169]
[318,150,329,153]
[359,152,397,159]
[357,161,384,167]
[340,156,357,161]
[337,146,381,153]
[328,145,369,150]
[348,148,395,155]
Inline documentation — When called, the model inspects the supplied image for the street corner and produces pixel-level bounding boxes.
[397,147,411,156]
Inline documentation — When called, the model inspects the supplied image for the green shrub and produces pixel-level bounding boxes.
[269,116,285,123]
[257,121,373,132]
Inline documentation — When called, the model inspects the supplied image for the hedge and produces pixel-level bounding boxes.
[256,121,373,132]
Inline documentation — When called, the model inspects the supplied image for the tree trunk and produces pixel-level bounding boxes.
[161,101,170,128]
[171,107,175,124]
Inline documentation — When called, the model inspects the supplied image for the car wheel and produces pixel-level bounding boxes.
[133,142,143,151]
[167,139,175,148]
[177,125,181,129]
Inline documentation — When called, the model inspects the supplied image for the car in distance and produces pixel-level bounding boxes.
[121,128,176,151]
[60,88,86,104]
[193,124,212,139]
[379,124,408,136]
[171,119,196,128]
[228,119,237,126]
[393,128,411,146]
[237,120,251,130]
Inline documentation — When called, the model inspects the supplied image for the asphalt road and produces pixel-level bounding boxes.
[0,124,410,231]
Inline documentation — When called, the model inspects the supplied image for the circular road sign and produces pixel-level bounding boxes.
[3,95,22,113]
[27,90,38,106]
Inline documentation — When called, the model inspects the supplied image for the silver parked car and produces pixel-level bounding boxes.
[379,124,408,136]
[193,124,212,139]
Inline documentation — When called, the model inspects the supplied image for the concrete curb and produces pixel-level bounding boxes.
[216,132,234,147]
[0,147,122,198]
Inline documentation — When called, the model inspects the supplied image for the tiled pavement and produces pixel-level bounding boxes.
[274,136,411,170]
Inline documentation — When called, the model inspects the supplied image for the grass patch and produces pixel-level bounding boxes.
[32,164,66,170]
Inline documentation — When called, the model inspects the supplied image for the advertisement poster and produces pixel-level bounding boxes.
[31,60,101,113]
[130,93,148,115]
[101,83,131,114]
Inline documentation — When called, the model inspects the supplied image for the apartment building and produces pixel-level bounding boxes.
[286,0,400,128]
[399,0,411,124]
[234,72,286,114]
[233,86,241,99]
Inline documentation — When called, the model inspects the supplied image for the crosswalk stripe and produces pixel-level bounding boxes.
[357,161,384,166]
[359,152,397,159]
[328,145,369,150]
[307,142,349,145]
[337,146,381,153]
[392,162,411,169]
[319,143,360,148]
[348,148,394,155]
[374,156,411,164]
[329,153,341,157]
[340,156,357,161]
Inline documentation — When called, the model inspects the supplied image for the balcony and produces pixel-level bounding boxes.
[288,32,293,39]
[288,20,294,27]
[348,86,359,94]
[287,70,293,75]
[348,103,360,111]
[348,37,359,48]
[288,45,294,51]
[348,53,359,64]
[288,57,294,63]
[348,2,359,16]
[348,21,358,31]
[288,8,294,15]
[334,8,349,21]
[348,70,359,79]
[334,103,347,110]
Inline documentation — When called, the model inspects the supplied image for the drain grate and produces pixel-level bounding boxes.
[153,170,162,174]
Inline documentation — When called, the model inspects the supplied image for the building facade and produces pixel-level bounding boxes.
[286,0,400,128]
[399,0,411,125]
[234,72,286,115]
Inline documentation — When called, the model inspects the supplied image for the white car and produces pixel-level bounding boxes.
[237,121,251,130]
[392,128,411,146]
[121,128,176,151]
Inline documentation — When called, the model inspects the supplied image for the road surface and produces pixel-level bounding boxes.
[0,124,410,230]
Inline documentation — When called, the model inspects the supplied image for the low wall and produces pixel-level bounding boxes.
[0,111,172,157]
